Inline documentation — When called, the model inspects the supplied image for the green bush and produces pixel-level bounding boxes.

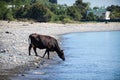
[63,17,72,23]
[86,12,97,21]
[44,8,54,22]
[0,1,7,20]
[4,9,14,21]
[0,0,92,22]
[15,5,31,18]
[67,6,82,21]
[28,3,52,22]
[50,15,59,22]
[107,5,120,19]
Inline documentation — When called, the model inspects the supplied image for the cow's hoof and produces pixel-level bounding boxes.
[41,57,43,58]
[48,58,50,59]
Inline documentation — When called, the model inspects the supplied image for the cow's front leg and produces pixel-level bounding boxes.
[28,44,32,56]
[33,47,38,56]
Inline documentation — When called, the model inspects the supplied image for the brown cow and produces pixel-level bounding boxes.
[28,33,65,61]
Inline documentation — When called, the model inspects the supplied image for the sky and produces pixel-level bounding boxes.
[58,0,120,8]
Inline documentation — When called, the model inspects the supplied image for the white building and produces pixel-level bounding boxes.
[87,8,110,20]
[105,11,110,20]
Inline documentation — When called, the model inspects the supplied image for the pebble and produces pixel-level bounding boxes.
[21,74,25,76]
[0,49,9,53]
[34,62,38,66]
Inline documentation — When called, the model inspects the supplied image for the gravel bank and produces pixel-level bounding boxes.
[0,21,120,76]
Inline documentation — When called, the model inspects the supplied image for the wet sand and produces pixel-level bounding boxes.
[0,21,120,79]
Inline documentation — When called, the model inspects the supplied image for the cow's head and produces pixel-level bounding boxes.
[58,50,65,61]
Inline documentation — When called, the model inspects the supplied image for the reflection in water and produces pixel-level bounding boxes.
[11,31,120,80]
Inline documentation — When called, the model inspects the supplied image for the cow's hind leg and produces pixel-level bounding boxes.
[42,49,47,58]
[42,50,50,59]
[28,44,32,56]
[33,47,38,56]
[47,51,50,59]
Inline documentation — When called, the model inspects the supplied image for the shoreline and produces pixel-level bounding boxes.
[0,21,120,79]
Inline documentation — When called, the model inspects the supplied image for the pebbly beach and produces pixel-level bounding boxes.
[0,21,120,79]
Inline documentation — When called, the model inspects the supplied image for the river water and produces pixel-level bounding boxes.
[11,31,120,80]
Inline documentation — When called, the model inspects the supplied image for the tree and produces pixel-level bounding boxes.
[107,5,120,19]
[86,12,97,21]
[0,1,7,20]
[67,6,82,21]
[57,5,67,15]
[14,0,23,8]
[93,6,99,10]
[48,4,58,14]
[28,3,52,22]
[15,5,31,18]
[49,0,57,4]
[1,0,11,3]
[74,0,90,19]
[4,9,14,20]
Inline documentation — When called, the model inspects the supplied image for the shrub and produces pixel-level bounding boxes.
[44,8,54,22]
[15,5,31,18]
[50,14,59,22]
[67,6,82,21]
[0,1,7,20]
[86,12,97,21]
[28,3,48,22]
[63,17,72,23]
[4,9,14,21]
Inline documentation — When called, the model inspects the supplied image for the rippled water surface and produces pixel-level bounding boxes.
[11,31,120,80]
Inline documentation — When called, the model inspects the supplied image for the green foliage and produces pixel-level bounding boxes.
[48,4,58,14]
[44,8,54,22]
[86,12,97,21]
[4,9,14,20]
[0,0,91,22]
[67,6,82,21]
[0,0,11,3]
[49,0,57,4]
[0,1,7,20]
[15,5,31,18]
[27,3,53,22]
[58,15,67,21]
[107,5,120,19]
[93,6,99,10]
[29,3,46,21]
[56,5,67,15]
[74,0,89,19]
[63,17,72,23]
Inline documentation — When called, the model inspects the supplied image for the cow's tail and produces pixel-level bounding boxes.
[28,36,31,45]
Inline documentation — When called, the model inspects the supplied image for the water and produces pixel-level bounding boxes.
[11,31,120,80]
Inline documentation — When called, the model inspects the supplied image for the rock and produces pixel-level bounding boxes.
[33,71,45,75]
[34,62,38,66]
[21,74,25,76]
[0,49,9,53]
[0,49,6,53]
[5,31,12,34]
[22,24,29,26]
[36,66,39,68]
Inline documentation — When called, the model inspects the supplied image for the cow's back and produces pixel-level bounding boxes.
[29,33,59,50]
[40,35,59,51]
[29,33,45,49]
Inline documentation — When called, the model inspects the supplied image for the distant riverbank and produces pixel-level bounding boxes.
[0,21,120,79]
